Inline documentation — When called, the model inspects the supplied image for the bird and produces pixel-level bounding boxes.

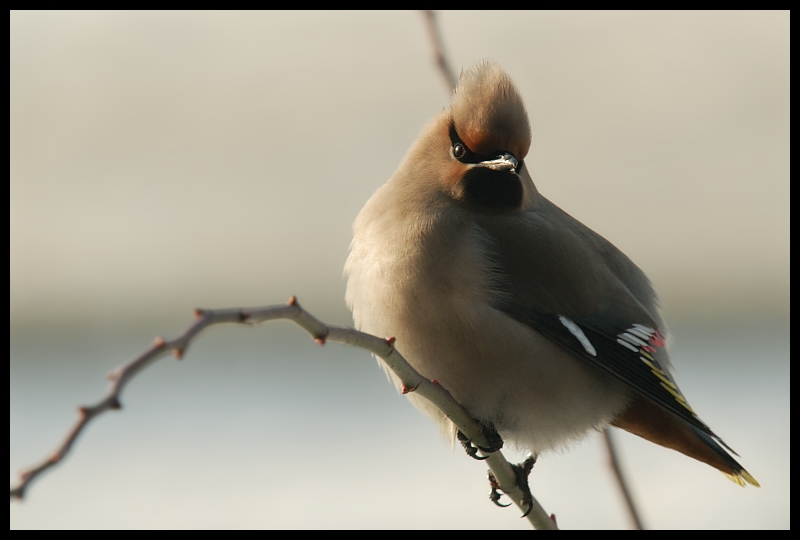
[344,61,758,488]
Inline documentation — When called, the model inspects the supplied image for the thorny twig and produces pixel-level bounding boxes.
[10,297,557,530]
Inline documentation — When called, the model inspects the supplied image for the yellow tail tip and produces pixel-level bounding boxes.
[723,470,760,487]
[740,470,760,487]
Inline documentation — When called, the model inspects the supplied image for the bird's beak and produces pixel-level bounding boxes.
[477,153,519,173]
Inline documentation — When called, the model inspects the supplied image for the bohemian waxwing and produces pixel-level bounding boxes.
[344,61,757,487]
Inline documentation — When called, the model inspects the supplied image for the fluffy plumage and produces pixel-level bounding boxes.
[344,61,757,486]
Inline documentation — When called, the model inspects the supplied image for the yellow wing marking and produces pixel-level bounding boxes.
[659,382,696,415]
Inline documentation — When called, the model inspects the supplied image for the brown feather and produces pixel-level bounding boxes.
[612,393,737,475]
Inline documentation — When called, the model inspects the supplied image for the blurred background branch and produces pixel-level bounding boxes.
[420,10,458,93]
[602,428,644,529]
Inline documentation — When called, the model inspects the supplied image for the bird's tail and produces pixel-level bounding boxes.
[611,393,759,487]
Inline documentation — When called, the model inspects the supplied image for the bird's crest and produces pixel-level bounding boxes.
[450,61,531,161]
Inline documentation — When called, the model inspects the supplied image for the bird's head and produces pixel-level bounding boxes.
[388,62,533,216]
[444,62,532,213]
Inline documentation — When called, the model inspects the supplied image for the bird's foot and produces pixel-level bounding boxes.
[488,471,511,508]
[457,424,503,460]
[513,455,537,518]
[486,455,537,518]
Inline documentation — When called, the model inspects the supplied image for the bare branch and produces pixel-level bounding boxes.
[420,10,458,93]
[10,297,557,529]
[602,428,645,530]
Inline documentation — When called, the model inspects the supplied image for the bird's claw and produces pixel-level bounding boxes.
[488,471,512,507]
[457,425,503,460]
[457,430,489,460]
[486,455,537,518]
[512,455,537,518]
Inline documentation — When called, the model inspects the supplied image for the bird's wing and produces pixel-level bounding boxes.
[476,204,723,442]
[498,303,719,438]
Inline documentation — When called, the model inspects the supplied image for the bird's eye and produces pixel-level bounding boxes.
[453,144,466,159]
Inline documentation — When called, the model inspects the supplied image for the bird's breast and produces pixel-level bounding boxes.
[345,190,631,452]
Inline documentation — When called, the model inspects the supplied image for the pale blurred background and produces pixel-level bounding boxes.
[10,11,788,529]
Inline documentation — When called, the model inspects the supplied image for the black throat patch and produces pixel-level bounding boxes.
[459,167,523,212]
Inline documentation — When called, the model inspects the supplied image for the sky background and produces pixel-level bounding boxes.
[10,11,789,529]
